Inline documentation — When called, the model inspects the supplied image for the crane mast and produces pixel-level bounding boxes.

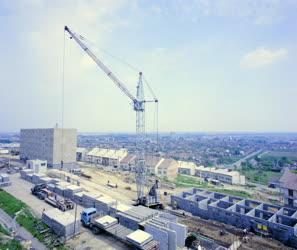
[64,26,151,204]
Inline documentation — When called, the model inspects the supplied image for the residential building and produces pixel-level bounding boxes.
[20,128,77,168]
[279,168,297,208]
[145,156,163,176]
[120,154,136,171]
[157,158,178,180]
[177,162,246,185]
[195,166,245,185]
[86,148,128,167]
[177,161,196,175]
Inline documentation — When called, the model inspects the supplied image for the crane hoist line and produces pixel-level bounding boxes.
[64,26,161,208]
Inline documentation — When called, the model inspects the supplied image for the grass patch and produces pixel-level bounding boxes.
[240,169,282,185]
[0,224,10,236]
[173,175,251,199]
[209,188,251,198]
[0,190,26,217]
[0,189,68,249]
[291,170,297,174]
[0,239,24,250]
[174,175,210,188]
[16,209,48,242]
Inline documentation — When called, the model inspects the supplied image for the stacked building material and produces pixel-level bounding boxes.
[94,215,118,229]
[82,192,102,208]
[20,169,33,179]
[126,230,153,249]
[31,173,46,184]
[51,178,61,184]
[64,185,83,199]
[42,208,80,240]
[54,183,70,197]
[117,206,158,230]
[110,203,131,217]
[47,183,56,192]
[145,223,170,250]
[94,195,116,215]
[39,177,54,184]
[73,191,86,205]
[25,173,33,182]
[0,173,11,187]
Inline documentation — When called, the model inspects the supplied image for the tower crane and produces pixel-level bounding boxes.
[64,26,161,207]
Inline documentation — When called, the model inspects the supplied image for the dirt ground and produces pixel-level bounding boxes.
[178,213,292,250]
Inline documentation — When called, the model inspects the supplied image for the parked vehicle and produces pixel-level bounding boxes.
[31,183,47,195]
[45,196,74,212]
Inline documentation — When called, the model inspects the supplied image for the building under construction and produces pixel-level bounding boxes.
[171,188,297,247]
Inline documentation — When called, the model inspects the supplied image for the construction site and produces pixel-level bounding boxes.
[0,19,296,250]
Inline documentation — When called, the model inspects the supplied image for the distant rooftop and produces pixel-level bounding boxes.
[279,168,297,190]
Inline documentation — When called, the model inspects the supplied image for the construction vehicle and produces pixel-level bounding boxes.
[31,183,47,195]
[80,208,159,250]
[45,196,74,212]
[36,188,52,200]
[64,26,162,208]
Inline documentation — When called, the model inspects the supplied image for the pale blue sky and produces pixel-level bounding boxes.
[0,0,296,133]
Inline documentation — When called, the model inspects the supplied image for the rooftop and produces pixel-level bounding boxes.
[279,168,297,190]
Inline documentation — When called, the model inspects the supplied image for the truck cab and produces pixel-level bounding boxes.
[81,207,97,227]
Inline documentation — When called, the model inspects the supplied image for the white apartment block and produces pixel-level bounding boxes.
[195,166,245,185]
[177,161,246,185]
[20,128,77,168]
[86,148,128,167]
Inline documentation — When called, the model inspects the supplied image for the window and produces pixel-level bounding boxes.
[288,189,294,197]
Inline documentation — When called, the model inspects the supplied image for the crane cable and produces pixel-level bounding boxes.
[81,34,160,152]
[60,29,66,170]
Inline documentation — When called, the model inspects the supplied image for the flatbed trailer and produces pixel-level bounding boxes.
[81,208,159,250]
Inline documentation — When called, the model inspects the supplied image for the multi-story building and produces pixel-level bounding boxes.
[120,154,136,171]
[86,148,128,167]
[195,166,245,185]
[280,168,297,208]
[177,161,245,185]
[178,161,196,175]
[157,158,178,180]
[20,128,77,168]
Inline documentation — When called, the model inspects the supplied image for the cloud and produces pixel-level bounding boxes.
[240,48,288,69]
[171,0,296,25]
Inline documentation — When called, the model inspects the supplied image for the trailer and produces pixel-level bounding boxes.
[45,196,74,212]
[81,208,159,250]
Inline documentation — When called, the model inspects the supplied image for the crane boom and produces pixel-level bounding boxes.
[64,26,137,104]
[65,26,154,204]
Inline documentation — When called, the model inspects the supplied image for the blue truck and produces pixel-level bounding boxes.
[80,208,159,250]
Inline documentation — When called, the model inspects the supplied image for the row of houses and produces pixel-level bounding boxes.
[178,161,246,185]
[77,147,245,184]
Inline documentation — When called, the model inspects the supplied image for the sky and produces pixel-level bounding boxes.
[0,0,297,133]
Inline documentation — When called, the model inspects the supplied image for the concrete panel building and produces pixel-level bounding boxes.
[178,161,196,175]
[177,161,245,185]
[20,128,77,168]
[86,148,128,167]
[172,188,297,247]
[195,166,246,185]
[157,159,178,180]
[120,154,137,171]
[280,168,297,208]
